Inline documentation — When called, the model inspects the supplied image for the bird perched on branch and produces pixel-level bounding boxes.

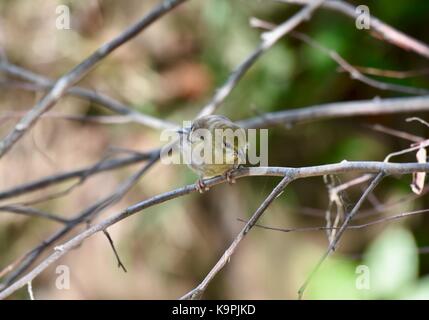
[178,115,247,193]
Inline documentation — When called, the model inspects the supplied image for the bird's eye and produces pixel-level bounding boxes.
[200,135,205,141]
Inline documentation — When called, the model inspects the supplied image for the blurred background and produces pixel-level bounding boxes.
[1,0,429,299]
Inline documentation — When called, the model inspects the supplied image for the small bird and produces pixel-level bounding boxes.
[178,115,247,193]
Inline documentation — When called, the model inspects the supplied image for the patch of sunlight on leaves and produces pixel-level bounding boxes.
[363,227,418,298]
[306,258,364,299]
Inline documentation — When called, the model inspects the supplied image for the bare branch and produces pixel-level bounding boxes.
[0,157,158,288]
[0,0,187,159]
[2,161,429,299]
[291,31,429,95]
[239,95,429,128]
[103,229,127,273]
[298,171,385,299]
[337,66,429,79]
[0,152,154,201]
[277,0,429,59]
[406,116,429,128]
[250,18,429,95]
[368,123,424,143]
[241,208,429,233]
[197,0,327,118]
[180,174,293,300]
[0,205,70,224]
[0,66,177,130]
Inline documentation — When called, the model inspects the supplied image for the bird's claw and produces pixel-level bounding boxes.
[225,170,236,185]
[196,179,210,193]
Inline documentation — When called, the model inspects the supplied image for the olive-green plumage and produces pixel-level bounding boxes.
[179,115,247,191]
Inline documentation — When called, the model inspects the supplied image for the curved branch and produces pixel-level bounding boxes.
[1,160,429,299]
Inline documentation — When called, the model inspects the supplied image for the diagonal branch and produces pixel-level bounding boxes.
[1,161,429,299]
[0,156,158,288]
[0,0,187,159]
[0,64,177,130]
[197,0,327,118]
[277,0,429,59]
[250,18,429,95]
[291,31,429,95]
[297,171,385,299]
[180,174,294,300]
[0,151,154,201]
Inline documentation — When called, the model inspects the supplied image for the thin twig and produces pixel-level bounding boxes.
[406,117,429,128]
[103,230,127,273]
[0,205,70,224]
[0,71,176,130]
[298,171,385,299]
[239,208,429,233]
[0,156,158,288]
[197,0,326,117]
[180,174,294,299]
[250,18,429,95]
[0,152,154,201]
[27,281,34,300]
[0,0,187,159]
[0,109,144,125]
[291,31,429,95]
[1,161,428,299]
[337,66,429,79]
[276,0,429,60]
[368,123,424,143]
